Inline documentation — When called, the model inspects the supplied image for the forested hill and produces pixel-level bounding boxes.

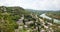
[0,6,31,14]
[0,6,32,32]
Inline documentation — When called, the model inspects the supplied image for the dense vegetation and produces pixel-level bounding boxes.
[0,6,31,32]
[0,12,18,32]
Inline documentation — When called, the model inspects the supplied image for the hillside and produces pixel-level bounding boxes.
[0,6,32,32]
[0,6,60,32]
[46,11,60,20]
[25,9,50,15]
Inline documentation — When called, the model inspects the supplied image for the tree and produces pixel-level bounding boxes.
[0,12,18,32]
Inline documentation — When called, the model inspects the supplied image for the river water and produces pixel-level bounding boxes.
[40,13,60,24]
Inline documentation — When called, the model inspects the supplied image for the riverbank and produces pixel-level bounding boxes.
[46,13,60,20]
[40,13,60,24]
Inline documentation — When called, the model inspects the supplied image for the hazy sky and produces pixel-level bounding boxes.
[0,0,60,10]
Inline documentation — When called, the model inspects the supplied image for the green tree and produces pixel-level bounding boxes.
[0,13,18,32]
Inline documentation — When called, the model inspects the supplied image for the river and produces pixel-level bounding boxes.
[40,13,60,24]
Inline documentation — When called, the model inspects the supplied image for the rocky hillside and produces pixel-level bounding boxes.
[0,6,60,32]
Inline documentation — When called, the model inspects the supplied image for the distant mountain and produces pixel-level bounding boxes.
[25,9,60,11]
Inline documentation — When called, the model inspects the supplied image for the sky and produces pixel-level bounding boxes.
[0,0,60,10]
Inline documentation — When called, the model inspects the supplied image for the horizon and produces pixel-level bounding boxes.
[0,6,60,11]
[0,0,60,10]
